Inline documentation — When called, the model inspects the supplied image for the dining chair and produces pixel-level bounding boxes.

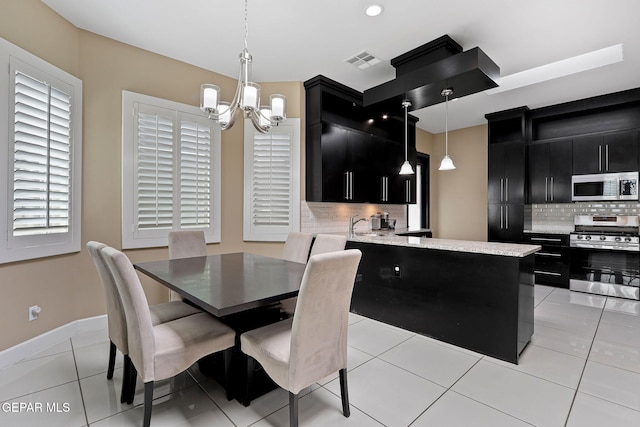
[281,232,313,264]
[86,241,202,403]
[102,246,236,427]
[168,230,208,301]
[280,233,348,315]
[240,249,362,426]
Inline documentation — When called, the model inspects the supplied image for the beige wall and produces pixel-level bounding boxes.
[0,0,303,350]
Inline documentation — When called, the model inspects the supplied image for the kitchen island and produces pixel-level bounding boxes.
[344,233,540,364]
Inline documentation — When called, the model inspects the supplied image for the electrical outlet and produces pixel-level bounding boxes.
[28,305,41,321]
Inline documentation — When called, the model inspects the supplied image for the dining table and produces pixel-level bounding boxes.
[134,252,308,403]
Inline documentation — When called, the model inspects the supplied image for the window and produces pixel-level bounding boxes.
[0,38,82,264]
[122,91,221,249]
[243,119,300,242]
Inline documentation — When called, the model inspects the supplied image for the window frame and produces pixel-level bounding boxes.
[243,118,300,242]
[121,90,221,249]
[0,37,82,264]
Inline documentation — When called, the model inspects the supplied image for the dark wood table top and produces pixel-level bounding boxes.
[134,252,307,317]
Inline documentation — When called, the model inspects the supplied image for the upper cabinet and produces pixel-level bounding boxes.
[304,75,416,204]
[572,131,639,175]
[527,139,572,203]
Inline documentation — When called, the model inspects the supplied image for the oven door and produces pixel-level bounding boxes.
[570,247,640,300]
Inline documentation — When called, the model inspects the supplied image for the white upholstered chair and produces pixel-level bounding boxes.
[309,234,347,257]
[86,241,201,403]
[280,234,348,315]
[102,246,236,427]
[281,232,313,264]
[168,230,208,301]
[241,249,362,426]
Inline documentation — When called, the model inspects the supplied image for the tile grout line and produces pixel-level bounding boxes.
[561,294,608,427]
[69,337,91,427]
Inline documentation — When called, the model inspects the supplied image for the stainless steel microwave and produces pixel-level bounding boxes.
[572,172,639,201]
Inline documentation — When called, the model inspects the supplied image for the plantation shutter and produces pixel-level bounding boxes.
[179,116,211,228]
[13,71,72,237]
[251,129,292,226]
[136,108,174,230]
[243,119,300,242]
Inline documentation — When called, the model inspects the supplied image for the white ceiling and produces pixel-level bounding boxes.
[42,0,640,133]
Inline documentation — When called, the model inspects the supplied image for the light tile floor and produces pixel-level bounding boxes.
[1,285,640,426]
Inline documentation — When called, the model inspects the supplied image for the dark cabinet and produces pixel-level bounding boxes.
[573,130,639,174]
[488,142,525,204]
[305,75,417,204]
[527,139,572,203]
[486,107,528,244]
[524,233,569,288]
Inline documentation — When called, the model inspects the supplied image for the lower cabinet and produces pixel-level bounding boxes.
[524,233,570,288]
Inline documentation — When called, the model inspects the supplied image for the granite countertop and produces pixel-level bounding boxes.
[344,232,540,257]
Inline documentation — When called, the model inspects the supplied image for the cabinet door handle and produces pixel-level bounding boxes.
[505,204,509,229]
[344,172,349,200]
[405,180,411,203]
[531,237,563,243]
[545,177,548,201]
[550,176,554,201]
[505,178,509,202]
[500,178,504,202]
[536,252,562,257]
[534,270,562,277]
[605,144,609,171]
[500,205,503,229]
[598,145,602,172]
[350,172,353,200]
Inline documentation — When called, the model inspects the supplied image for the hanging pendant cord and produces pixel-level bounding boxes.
[244,0,249,50]
[445,92,449,155]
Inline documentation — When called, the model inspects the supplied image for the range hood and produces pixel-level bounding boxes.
[363,35,500,112]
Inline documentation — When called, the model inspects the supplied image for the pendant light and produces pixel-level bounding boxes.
[399,100,414,175]
[439,88,456,171]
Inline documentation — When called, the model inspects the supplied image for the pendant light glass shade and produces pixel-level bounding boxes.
[399,100,414,175]
[438,88,456,171]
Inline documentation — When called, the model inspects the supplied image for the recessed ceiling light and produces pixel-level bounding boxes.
[365,4,384,17]
[486,43,624,95]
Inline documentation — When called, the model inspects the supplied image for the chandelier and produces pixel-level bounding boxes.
[200,0,286,133]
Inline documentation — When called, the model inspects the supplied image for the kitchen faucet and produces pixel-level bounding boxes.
[349,215,368,236]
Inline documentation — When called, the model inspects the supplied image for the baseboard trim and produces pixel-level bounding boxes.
[0,315,107,371]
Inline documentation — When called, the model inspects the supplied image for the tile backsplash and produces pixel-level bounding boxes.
[530,202,640,231]
[301,202,407,234]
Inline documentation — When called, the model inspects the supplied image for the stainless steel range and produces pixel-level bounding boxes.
[570,215,640,300]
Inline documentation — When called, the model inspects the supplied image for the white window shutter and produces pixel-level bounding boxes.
[179,115,211,228]
[244,119,300,242]
[13,71,72,236]
[121,91,221,249]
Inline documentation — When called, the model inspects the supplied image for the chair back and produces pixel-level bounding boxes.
[281,232,313,264]
[309,234,347,257]
[102,247,156,382]
[87,241,128,353]
[168,230,207,259]
[289,249,362,393]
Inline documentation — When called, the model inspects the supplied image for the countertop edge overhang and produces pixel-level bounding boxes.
[362,47,500,112]
[340,233,540,257]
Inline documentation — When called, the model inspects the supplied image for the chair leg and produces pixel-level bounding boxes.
[243,356,255,407]
[142,381,154,427]
[223,347,233,401]
[127,361,137,405]
[107,341,117,379]
[339,368,350,418]
[289,392,299,427]
[120,354,131,403]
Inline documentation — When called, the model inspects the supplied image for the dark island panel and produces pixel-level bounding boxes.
[346,241,534,364]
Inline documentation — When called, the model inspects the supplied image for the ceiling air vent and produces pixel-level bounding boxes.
[346,51,382,70]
